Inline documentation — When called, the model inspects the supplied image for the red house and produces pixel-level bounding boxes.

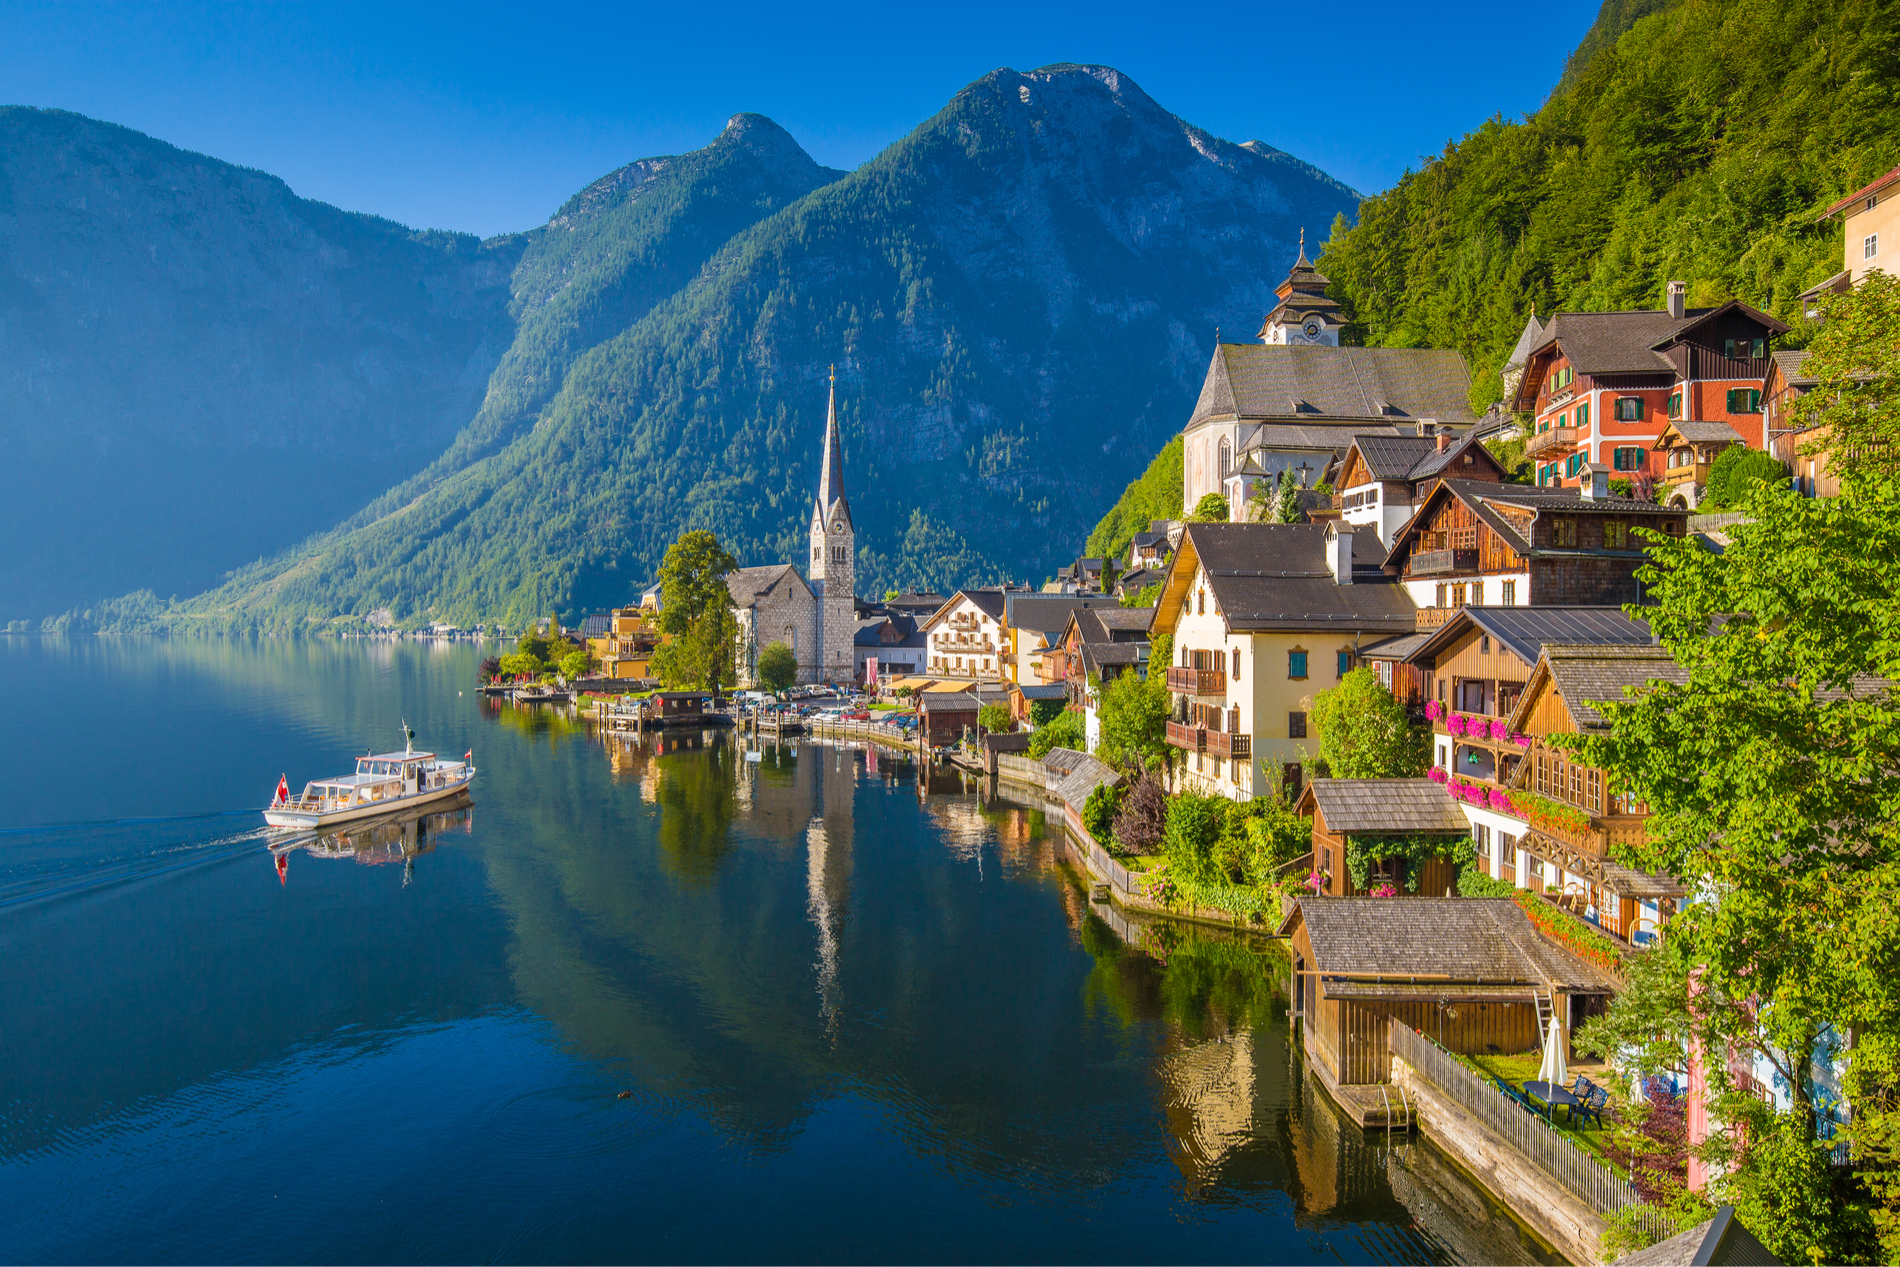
[1509,284,1789,498]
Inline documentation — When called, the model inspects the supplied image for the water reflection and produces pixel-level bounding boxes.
[268,801,474,888]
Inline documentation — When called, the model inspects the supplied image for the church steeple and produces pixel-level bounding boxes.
[1259,228,1342,346]
[814,364,850,528]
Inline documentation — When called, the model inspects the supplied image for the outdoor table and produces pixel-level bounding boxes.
[1523,1081,1581,1121]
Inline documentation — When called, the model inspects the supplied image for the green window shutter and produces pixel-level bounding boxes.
[1578,403,1590,427]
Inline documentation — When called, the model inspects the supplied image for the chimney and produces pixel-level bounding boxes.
[1325,522,1354,585]
[1436,431,1451,453]
[1667,280,1686,320]
[1581,461,1611,502]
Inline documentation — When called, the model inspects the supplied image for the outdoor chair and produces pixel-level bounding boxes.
[1569,1075,1610,1129]
[1496,1077,1542,1116]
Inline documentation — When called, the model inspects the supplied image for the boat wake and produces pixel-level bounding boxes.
[0,819,273,909]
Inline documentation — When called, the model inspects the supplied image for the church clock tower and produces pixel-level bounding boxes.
[1259,229,1343,346]
[809,367,857,685]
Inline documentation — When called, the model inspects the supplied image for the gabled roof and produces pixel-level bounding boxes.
[1613,1205,1781,1266]
[1821,163,1900,218]
[924,588,1007,627]
[1080,641,1143,675]
[1523,301,1790,382]
[1300,778,1469,834]
[1346,430,1505,484]
[1655,419,1749,446]
[1383,479,1688,568]
[1404,605,1654,669]
[1507,643,1689,735]
[1011,682,1069,701]
[1005,594,1107,637]
[1153,523,1416,637]
[726,563,812,608]
[1078,607,1154,641]
[1277,897,1618,993]
[1770,348,1816,387]
[1189,343,1476,429]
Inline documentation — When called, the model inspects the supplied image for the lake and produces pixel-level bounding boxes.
[0,637,1559,1264]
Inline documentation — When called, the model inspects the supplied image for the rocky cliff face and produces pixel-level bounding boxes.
[186,65,1360,628]
[0,107,523,619]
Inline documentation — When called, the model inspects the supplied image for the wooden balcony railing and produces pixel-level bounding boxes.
[1165,719,1204,752]
[1525,425,1583,458]
[1415,606,1456,630]
[1205,730,1251,760]
[1165,666,1226,695]
[1409,548,1479,576]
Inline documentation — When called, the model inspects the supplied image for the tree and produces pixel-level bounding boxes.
[1121,582,1163,609]
[1270,476,1303,524]
[977,703,1012,734]
[651,530,740,690]
[1310,667,1429,777]
[557,648,591,680]
[1110,761,1169,855]
[1027,697,1065,726]
[1162,791,1229,885]
[498,651,544,679]
[1095,665,1170,768]
[1563,419,1900,1261]
[1703,446,1788,508]
[1027,708,1084,758]
[757,641,798,693]
[1188,492,1229,522]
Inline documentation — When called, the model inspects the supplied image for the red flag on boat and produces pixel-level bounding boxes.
[274,775,289,806]
[464,749,472,764]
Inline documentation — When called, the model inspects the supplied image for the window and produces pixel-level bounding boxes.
[1551,517,1577,547]
[1613,446,1645,471]
[1438,676,1446,702]
[1724,338,1737,358]
[1452,583,1467,607]
[1867,233,1879,261]
[1576,402,1590,428]
[1435,583,1447,608]
[1233,650,1243,680]
[1614,396,1644,422]
[1288,711,1306,738]
[1587,768,1602,814]
[1480,633,1491,654]
[1471,580,1484,605]
[1604,520,1629,549]
[1283,763,1304,799]
[1668,390,1683,419]
[812,546,820,562]
[1559,410,1569,429]
[1218,436,1231,477]
[1197,590,1205,615]
[1473,823,1491,859]
[1288,649,1308,680]
[1501,580,1517,605]
[1336,650,1351,677]
[1726,388,1762,414]
[1752,337,1766,359]
[1500,834,1517,866]
[1566,451,1583,477]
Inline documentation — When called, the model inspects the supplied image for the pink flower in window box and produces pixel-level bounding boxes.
[1370,883,1399,898]
[1424,700,1444,721]
[1489,718,1511,741]
[1427,766,1449,785]
[1487,787,1510,811]
[1445,714,1466,737]
[1514,732,1532,748]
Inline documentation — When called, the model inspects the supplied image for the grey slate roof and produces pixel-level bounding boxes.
[918,691,979,713]
[1013,683,1068,701]
[1357,631,1435,661]
[1350,434,1441,480]
[1771,348,1815,387]
[1180,523,1417,634]
[577,613,613,638]
[1190,343,1477,429]
[1006,594,1107,637]
[1385,479,1689,567]
[1532,309,1691,375]
[1405,606,1654,669]
[1305,779,1470,834]
[1527,643,1690,732]
[1505,312,1546,369]
[1280,897,1619,992]
[726,563,810,608]
[1080,641,1142,675]
[1047,750,1124,812]
[1078,607,1155,640]
[1659,419,1749,444]
[1613,1206,1782,1266]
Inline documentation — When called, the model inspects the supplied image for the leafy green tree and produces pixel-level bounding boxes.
[1702,446,1788,508]
[557,648,591,680]
[1082,782,1123,842]
[1162,792,1229,885]
[756,640,798,693]
[1804,268,1900,486]
[1188,492,1229,522]
[1310,667,1428,778]
[1095,666,1170,768]
[498,651,544,679]
[977,703,1012,734]
[1121,582,1163,609]
[1027,697,1065,727]
[651,530,740,690]
[516,630,556,665]
[1027,708,1084,758]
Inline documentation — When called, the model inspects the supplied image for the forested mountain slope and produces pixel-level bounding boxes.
[181,64,1359,630]
[0,108,522,621]
[1317,0,1900,412]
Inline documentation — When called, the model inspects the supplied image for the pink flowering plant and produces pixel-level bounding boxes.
[1489,718,1511,741]
[1370,883,1399,898]
[1427,765,1449,785]
[1423,700,1444,721]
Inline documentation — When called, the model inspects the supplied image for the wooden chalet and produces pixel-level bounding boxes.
[1281,897,1619,1088]
[1382,478,1690,623]
[1764,349,1841,500]
[1500,644,1690,943]
[1333,430,1508,548]
[1652,419,1751,510]
[1294,779,1471,896]
[651,691,708,721]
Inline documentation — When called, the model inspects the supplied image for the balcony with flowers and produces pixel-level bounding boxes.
[1424,699,1530,785]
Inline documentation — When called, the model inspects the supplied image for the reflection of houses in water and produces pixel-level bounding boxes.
[1158,1029,1258,1187]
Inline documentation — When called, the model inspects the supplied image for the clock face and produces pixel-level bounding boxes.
[1302,318,1323,341]
[831,521,844,534]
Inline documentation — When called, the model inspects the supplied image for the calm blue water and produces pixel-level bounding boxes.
[0,637,1557,1264]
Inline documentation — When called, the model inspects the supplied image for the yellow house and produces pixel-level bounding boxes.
[1150,522,1416,801]
[588,606,668,681]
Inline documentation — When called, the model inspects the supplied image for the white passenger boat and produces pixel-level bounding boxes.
[265,726,475,829]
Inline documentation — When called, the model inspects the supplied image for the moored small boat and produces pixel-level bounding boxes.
[265,724,475,829]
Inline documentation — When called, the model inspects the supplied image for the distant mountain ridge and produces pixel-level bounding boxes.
[171,64,1360,630]
[0,106,523,620]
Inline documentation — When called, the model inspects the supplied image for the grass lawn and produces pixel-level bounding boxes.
[1461,1052,1623,1169]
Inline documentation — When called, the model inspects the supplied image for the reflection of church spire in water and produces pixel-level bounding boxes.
[806,816,842,1037]
[804,747,857,1040]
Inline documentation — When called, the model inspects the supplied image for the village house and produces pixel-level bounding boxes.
[1509,283,1789,494]
[1149,522,1415,802]
[1281,897,1619,1091]
[852,611,927,685]
[586,605,668,681]
[1381,473,1690,624]
[1047,606,1153,751]
[1003,594,1110,686]
[1181,250,1478,518]
[1763,350,1834,498]
[1126,523,1178,571]
[1294,778,1472,897]
[1334,430,1509,547]
[921,589,1009,682]
[1651,419,1751,509]
[916,689,980,749]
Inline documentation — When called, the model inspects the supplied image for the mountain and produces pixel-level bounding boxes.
[172,64,1359,631]
[1316,0,1900,412]
[0,107,523,621]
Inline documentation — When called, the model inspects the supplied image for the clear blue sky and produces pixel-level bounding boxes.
[3,0,1602,240]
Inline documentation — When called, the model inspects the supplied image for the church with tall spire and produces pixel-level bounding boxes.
[726,367,861,689]
[808,367,857,684]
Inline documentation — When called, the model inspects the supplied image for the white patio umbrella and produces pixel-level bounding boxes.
[1536,1017,1568,1101]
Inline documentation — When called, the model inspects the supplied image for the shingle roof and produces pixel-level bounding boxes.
[1012,683,1068,701]
[1079,607,1155,640]
[1080,641,1143,674]
[1279,897,1618,992]
[1305,779,1470,834]
[1530,643,1690,732]
[1505,312,1546,369]
[1048,750,1124,812]
[1358,631,1435,661]
[1771,348,1815,386]
[1351,434,1440,480]
[1613,1206,1781,1266]
[1406,606,1654,669]
[1006,594,1108,636]
[1238,421,1404,459]
[1659,420,1749,445]
[1385,479,1689,567]
[726,563,809,607]
[1179,523,1417,634]
[918,691,979,713]
[1189,343,1476,429]
[1534,310,1690,375]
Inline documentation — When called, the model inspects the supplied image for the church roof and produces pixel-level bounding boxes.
[1188,343,1476,430]
[726,563,812,609]
[1505,312,1546,369]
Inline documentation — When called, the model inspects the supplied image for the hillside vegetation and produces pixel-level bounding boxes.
[1084,436,1183,563]
[1318,0,1900,411]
